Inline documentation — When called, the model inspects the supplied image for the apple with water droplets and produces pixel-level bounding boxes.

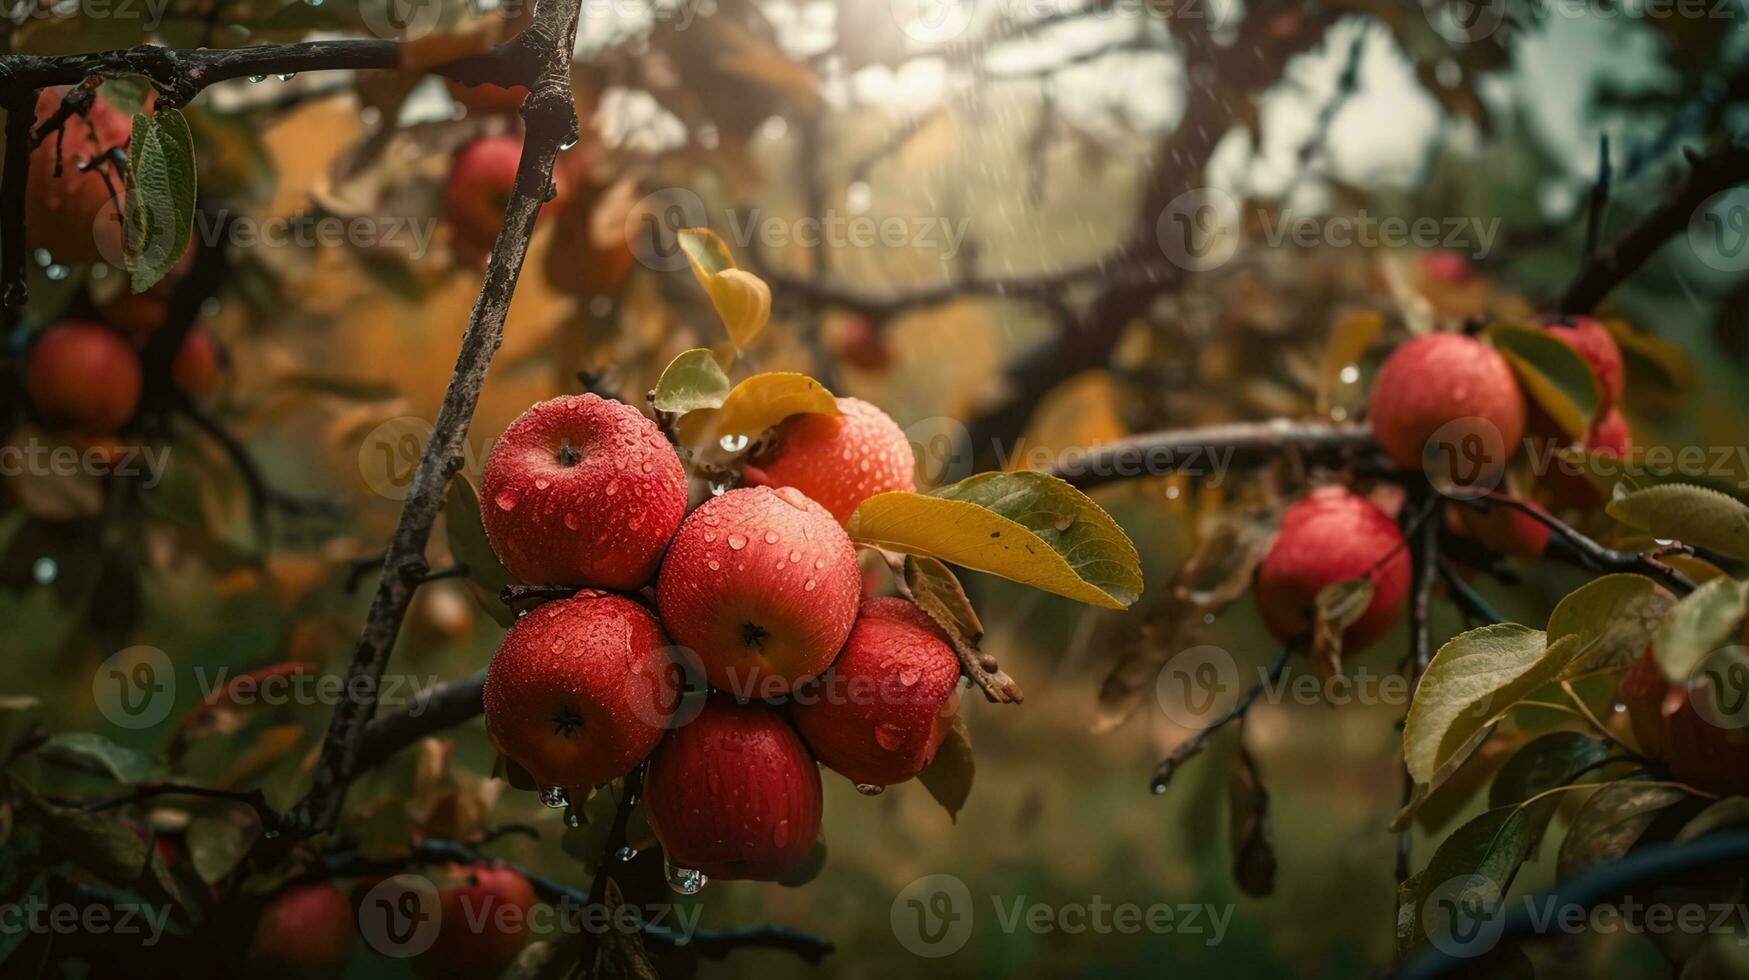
[644,696,823,881]
[480,393,687,590]
[27,86,133,265]
[1618,647,1749,795]
[1255,486,1411,654]
[656,486,861,697]
[484,592,678,788]
[1368,332,1526,487]
[744,397,915,525]
[791,597,961,788]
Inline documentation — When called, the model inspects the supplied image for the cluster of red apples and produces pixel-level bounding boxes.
[478,391,952,885]
[1253,315,1744,792]
[20,88,220,455]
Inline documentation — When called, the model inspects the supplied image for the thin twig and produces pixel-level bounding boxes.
[1397,495,1441,884]
[1149,640,1294,795]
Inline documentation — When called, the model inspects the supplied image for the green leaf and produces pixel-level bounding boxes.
[186,814,259,885]
[1395,806,1531,956]
[1547,573,1673,679]
[17,785,148,885]
[1555,777,1689,878]
[1607,484,1749,561]
[917,715,973,821]
[1489,731,1612,846]
[901,554,984,645]
[1404,624,1582,785]
[651,349,731,416]
[1488,321,1601,438]
[124,109,198,293]
[848,472,1143,610]
[445,473,517,628]
[1652,575,1749,682]
[38,732,162,784]
[99,77,153,116]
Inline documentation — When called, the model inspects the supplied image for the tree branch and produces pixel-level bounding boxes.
[1558,139,1749,314]
[280,0,586,838]
[1045,419,1376,490]
[1149,639,1293,795]
[352,668,486,774]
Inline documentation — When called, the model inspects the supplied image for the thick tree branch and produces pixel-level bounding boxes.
[1558,139,1749,314]
[281,0,586,838]
[352,668,486,774]
[1046,419,1376,490]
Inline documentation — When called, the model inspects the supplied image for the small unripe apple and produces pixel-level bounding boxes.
[1255,486,1411,653]
[247,881,356,978]
[480,393,687,590]
[1541,314,1624,414]
[411,865,537,980]
[27,87,132,265]
[171,327,219,399]
[644,696,822,881]
[1618,647,1749,794]
[444,76,530,115]
[1368,333,1526,483]
[483,592,677,788]
[743,397,915,525]
[656,486,861,697]
[26,321,141,433]
[791,597,961,787]
[1456,498,1551,561]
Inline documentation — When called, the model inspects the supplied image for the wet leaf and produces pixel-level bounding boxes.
[1607,484,1749,561]
[1548,573,1673,679]
[38,732,162,784]
[918,715,973,822]
[125,109,197,293]
[1556,777,1689,878]
[1488,321,1600,438]
[651,348,731,416]
[1395,806,1529,956]
[1653,576,1749,683]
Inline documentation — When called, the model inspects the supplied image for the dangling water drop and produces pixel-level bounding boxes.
[664,858,708,895]
[539,785,569,809]
[277,73,296,81]
[855,783,886,797]
[719,434,750,453]
[248,74,267,82]
[615,846,639,862]
[564,807,583,828]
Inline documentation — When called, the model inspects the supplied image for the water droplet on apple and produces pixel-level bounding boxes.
[564,512,582,530]
[874,724,905,751]
[664,859,708,895]
[539,785,569,808]
[772,819,791,848]
[898,669,920,687]
[804,579,817,591]
[494,490,520,511]
[564,807,583,828]
[763,530,779,544]
[727,533,748,551]
[534,478,551,490]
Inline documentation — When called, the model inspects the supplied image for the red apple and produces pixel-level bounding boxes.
[656,486,861,698]
[1368,333,1526,486]
[791,597,961,787]
[27,86,132,265]
[644,696,822,881]
[26,321,141,433]
[483,592,677,788]
[1619,647,1749,794]
[443,136,539,265]
[1255,486,1412,653]
[837,315,893,372]
[412,865,537,980]
[1541,314,1624,414]
[479,393,687,590]
[247,881,356,978]
[1456,498,1551,561]
[743,397,915,525]
[171,327,219,400]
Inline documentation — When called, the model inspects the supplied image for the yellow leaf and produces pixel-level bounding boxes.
[1318,311,1384,415]
[678,228,771,348]
[678,371,838,447]
[846,473,1142,610]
